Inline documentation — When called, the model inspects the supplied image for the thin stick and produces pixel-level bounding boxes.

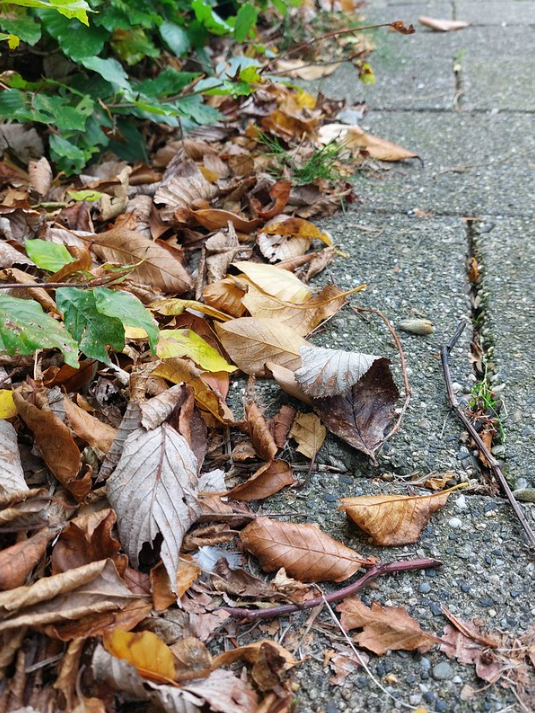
[350,305,411,445]
[221,557,441,621]
[441,321,535,548]
[0,271,130,291]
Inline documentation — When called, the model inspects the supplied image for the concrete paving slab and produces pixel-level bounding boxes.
[455,0,535,25]
[476,217,535,488]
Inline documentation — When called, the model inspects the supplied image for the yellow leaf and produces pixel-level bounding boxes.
[0,391,17,419]
[156,330,236,373]
[103,629,176,684]
[124,326,148,340]
[150,298,232,322]
[262,217,333,247]
[290,412,326,459]
[232,261,311,304]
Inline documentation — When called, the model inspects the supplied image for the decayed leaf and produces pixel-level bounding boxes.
[419,16,470,31]
[439,614,502,683]
[0,420,28,496]
[215,318,309,376]
[311,358,399,461]
[225,460,296,501]
[318,124,418,161]
[240,517,366,582]
[103,628,176,684]
[339,485,463,545]
[62,395,117,453]
[0,528,56,590]
[0,559,136,632]
[295,346,379,397]
[233,261,312,303]
[92,227,192,294]
[289,412,326,460]
[107,424,201,592]
[337,598,439,654]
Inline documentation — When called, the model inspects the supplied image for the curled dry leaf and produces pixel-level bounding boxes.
[107,424,201,592]
[295,346,379,397]
[203,277,247,318]
[154,160,218,223]
[245,401,278,461]
[419,16,470,31]
[289,412,326,460]
[62,395,117,453]
[0,420,28,496]
[212,639,297,670]
[340,485,465,545]
[0,528,56,590]
[240,517,366,582]
[190,208,262,234]
[337,598,439,655]
[215,318,309,376]
[225,459,296,501]
[271,404,296,448]
[318,124,418,162]
[103,628,176,684]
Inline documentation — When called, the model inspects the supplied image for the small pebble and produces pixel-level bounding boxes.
[460,583,470,593]
[419,582,431,594]
[430,602,441,616]
[448,517,463,529]
[455,494,467,510]
[432,662,454,681]
[420,658,431,670]
[452,675,462,683]
[436,700,448,712]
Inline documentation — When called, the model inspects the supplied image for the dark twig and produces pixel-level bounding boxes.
[221,557,441,621]
[0,270,131,291]
[441,321,535,548]
[350,304,412,445]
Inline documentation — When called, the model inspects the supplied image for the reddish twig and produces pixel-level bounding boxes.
[441,321,535,548]
[221,557,441,621]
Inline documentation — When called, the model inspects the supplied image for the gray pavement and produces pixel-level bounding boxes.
[283,1,535,711]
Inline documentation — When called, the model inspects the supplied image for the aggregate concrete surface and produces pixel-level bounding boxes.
[255,1,535,711]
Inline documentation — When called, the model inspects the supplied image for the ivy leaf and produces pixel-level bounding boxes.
[56,287,125,363]
[93,287,159,353]
[233,3,259,42]
[0,295,79,367]
[25,239,75,272]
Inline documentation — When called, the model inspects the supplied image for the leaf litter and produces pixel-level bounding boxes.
[0,4,531,712]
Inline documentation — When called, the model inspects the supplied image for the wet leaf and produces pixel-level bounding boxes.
[337,598,439,654]
[240,517,366,582]
[215,318,309,376]
[339,485,464,545]
[289,412,326,460]
[107,424,201,591]
[295,346,379,397]
[103,628,176,684]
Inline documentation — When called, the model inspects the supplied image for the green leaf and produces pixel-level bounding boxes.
[0,32,19,49]
[159,21,190,56]
[49,135,87,174]
[56,287,125,363]
[25,239,75,272]
[67,189,103,202]
[0,12,41,45]
[80,56,131,91]
[233,3,258,42]
[191,0,231,35]
[156,329,236,372]
[11,0,91,25]
[32,94,93,131]
[93,287,158,352]
[136,68,198,98]
[0,89,33,121]
[39,9,108,58]
[111,27,160,66]
[0,295,79,367]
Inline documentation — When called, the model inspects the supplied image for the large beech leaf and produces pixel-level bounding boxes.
[215,318,309,376]
[295,346,379,397]
[107,424,201,592]
[233,261,312,303]
[337,598,439,654]
[91,227,192,294]
[339,485,463,545]
[103,629,176,684]
[312,358,399,461]
[240,517,366,582]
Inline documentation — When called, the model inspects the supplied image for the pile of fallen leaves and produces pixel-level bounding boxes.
[0,17,533,713]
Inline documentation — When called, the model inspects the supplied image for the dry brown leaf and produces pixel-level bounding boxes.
[233,260,312,303]
[92,227,192,294]
[311,358,399,462]
[212,640,297,669]
[0,528,56,590]
[266,362,313,406]
[289,412,326,460]
[44,599,152,641]
[49,245,93,283]
[419,16,470,31]
[107,424,201,592]
[190,208,262,233]
[338,598,439,654]
[2,267,59,313]
[62,395,117,453]
[98,401,142,481]
[0,420,28,496]
[275,59,340,81]
[215,318,309,376]
[154,160,218,223]
[28,156,53,196]
[439,615,502,683]
[240,517,366,582]
[0,559,136,632]
[295,346,379,397]
[203,277,247,318]
[171,637,212,682]
[246,401,278,461]
[103,628,176,684]
[225,460,296,501]
[339,485,464,545]
[271,404,296,448]
[255,180,291,220]
[318,123,418,162]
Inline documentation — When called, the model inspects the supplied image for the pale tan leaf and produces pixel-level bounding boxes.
[339,486,463,545]
[0,421,28,496]
[337,598,439,654]
[150,298,231,322]
[419,16,470,31]
[107,425,201,592]
[215,318,309,376]
[295,346,379,397]
[202,278,247,318]
[98,401,142,481]
[318,124,418,162]
[266,362,313,406]
[275,59,341,80]
[63,396,117,453]
[233,261,311,303]
[92,227,192,294]
[240,517,366,582]
[0,559,136,632]
[28,156,53,196]
[289,412,326,459]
